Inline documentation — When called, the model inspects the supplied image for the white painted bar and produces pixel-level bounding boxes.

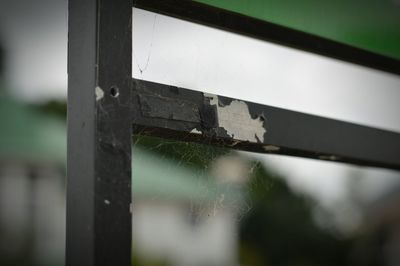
[133,8,400,133]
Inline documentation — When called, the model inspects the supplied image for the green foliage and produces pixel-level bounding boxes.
[194,0,400,59]
[134,136,354,265]
[240,162,353,266]
[33,100,67,120]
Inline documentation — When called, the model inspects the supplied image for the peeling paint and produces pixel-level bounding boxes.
[139,94,200,122]
[228,140,242,147]
[104,199,111,205]
[319,155,339,161]
[263,145,280,152]
[190,128,202,134]
[95,86,104,101]
[204,93,266,142]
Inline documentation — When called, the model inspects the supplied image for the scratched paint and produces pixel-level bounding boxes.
[263,145,280,152]
[319,155,339,161]
[205,93,266,142]
[95,86,104,101]
[190,128,202,134]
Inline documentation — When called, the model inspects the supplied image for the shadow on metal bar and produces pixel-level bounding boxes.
[132,79,400,171]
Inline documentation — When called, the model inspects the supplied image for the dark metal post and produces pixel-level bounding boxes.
[66,0,132,265]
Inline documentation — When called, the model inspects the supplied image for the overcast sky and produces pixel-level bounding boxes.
[0,0,67,100]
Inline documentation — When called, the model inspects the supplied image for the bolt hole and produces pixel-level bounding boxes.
[110,86,119,98]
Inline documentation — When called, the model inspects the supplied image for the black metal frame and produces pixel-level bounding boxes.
[67,0,132,265]
[132,79,400,170]
[67,0,400,265]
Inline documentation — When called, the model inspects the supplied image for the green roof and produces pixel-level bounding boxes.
[133,148,244,204]
[0,93,243,204]
[0,93,66,164]
[195,0,400,59]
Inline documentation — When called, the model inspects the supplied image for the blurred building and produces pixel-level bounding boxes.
[0,76,251,266]
[0,91,66,265]
[132,150,249,266]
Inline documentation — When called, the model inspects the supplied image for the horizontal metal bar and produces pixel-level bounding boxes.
[132,79,400,170]
[133,0,400,76]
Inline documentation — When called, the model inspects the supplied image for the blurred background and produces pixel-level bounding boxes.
[1,0,400,265]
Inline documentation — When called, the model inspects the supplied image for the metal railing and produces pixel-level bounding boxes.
[67,0,400,265]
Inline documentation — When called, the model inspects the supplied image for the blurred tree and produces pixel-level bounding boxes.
[34,100,66,119]
[240,164,353,266]
[133,135,355,266]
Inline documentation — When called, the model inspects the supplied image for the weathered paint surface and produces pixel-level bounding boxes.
[95,86,104,101]
[204,93,266,143]
[139,94,200,123]
[263,145,280,152]
[132,79,400,170]
[190,128,202,134]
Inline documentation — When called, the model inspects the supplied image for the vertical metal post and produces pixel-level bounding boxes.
[66,0,132,265]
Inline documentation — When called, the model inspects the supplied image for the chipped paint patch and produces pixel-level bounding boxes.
[264,145,280,152]
[104,199,110,205]
[228,140,242,147]
[95,86,104,101]
[205,93,266,142]
[190,128,202,134]
[319,155,339,161]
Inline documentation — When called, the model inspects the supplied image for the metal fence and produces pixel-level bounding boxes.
[67,0,400,265]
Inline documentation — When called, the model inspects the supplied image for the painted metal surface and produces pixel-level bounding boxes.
[66,0,132,265]
[133,79,400,171]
